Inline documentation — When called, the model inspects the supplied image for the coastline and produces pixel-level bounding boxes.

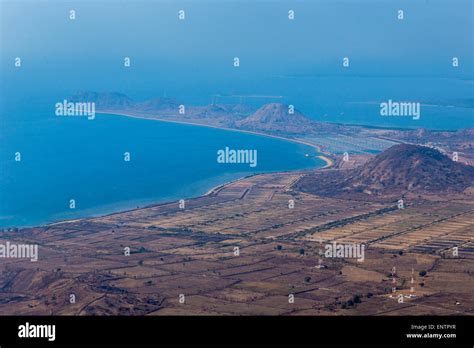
[317,155,334,169]
[46,169,312,228]
[97,110,334,168]
[37,111,334,228]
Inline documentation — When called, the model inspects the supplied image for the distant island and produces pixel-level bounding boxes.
[71,91,474,168]
[0,91,472,316]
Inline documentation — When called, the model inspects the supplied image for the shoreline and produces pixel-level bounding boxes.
[45,169,314,228]
[26,111,335,229]
[97,110,334,168]
[46,171,329,230]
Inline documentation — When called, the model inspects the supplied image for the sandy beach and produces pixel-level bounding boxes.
[97,110,335,168]
[41,111,334,227]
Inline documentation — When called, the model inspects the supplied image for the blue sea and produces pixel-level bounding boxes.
[1,76,472,228]
[1,0,473,227]
[0,98,324,228]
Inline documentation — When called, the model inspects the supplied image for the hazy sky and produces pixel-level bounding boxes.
[2,0,473,69]
[1,0,473,100]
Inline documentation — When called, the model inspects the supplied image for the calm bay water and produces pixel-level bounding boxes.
[1,0,472,227]
[0,105,323,228]
[1,76,472,228]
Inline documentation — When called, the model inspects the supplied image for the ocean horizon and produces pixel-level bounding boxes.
[1,0,472,228]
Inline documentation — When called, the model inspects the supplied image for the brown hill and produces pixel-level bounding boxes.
[235,103,338,134]
[296,144,474,200]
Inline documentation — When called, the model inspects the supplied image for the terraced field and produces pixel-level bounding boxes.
[0,171,472,315]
